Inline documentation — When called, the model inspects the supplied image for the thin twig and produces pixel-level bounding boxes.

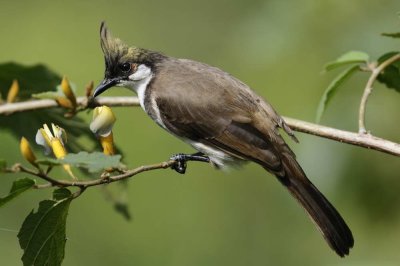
[358,53,400,134]
[9,160,177,189]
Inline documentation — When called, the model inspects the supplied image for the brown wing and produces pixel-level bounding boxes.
[152,58,353,256]
[152,58,287,167]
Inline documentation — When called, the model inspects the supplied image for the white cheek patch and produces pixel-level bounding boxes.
[129,64,152,81]
[126,64,153,110]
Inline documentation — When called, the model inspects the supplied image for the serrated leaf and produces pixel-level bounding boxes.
[382,32,400,39]
[36,152,122,173]
[53,188,72,201]
[61,152,122,173]
[18,195,72,266]
[316,65,360,123]
[0,178,36,208]
[376,52,400,92]
[324,51,369,71]
[0,62,96,153]
[0,159,6,171]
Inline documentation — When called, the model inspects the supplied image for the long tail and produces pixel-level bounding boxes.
[267,153,354,257]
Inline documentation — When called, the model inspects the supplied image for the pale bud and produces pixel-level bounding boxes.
[90,106,117,155]
[90,106,116,137]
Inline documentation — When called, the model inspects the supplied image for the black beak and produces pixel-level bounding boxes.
[93,78,120,98]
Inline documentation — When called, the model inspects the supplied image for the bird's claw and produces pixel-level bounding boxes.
[170,153,188,174]
[170,153,210,174]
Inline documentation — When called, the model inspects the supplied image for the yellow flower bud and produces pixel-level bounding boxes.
[100,132,116,155]
[55,97,74,109]
[61,76,76,107]
[90,106,116,137]
[20,137,38,168]
[7,79,19,103]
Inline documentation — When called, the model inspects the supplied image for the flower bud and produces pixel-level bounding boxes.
[90,106,116,137]
[7,79,19,103]
[85,81,94,98]
[20,137,38,168]
[61,76,76,107]
[90,106,117,156]
[55,97,74,109]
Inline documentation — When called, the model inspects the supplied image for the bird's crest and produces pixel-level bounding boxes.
[99,22,143,68]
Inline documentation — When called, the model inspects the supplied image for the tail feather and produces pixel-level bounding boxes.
[269,155,354,257]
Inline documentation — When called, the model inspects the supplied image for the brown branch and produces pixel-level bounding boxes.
[358,53,400,134]
[0,96,139,115]
[283,117,400,157]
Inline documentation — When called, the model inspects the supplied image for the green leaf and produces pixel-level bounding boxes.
[324,51,369,71]
[37,152,123,173]
[18,194,72,266]
[32,91,62,100]
[376,52,400,92]
[61,152,122,173]
[0,62,96,153]
[0,62,60,100]
[0,178,36,208]
[0,159,6,171]
[53,188,72,201]
[33,84,77,100]
[382,32,400,39]
[316,65,360,123]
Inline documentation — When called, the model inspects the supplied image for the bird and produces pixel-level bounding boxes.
[93,22,354,257]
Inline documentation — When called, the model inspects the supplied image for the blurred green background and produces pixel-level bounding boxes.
[1,0,400,265]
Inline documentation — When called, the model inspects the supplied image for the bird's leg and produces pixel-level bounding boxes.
[170,152,210,174]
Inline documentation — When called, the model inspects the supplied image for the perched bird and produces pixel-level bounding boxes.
[93,22,354,257]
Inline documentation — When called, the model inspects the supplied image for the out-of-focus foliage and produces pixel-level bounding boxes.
[0,63,96,152]
[316,65,360,123]
[0,178,35,208]
[377,52,400,92]
[323,51,369,71]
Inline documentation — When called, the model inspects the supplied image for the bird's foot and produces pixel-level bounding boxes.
[170,153,210,174]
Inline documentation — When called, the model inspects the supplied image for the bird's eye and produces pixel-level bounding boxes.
[119,63,131,72]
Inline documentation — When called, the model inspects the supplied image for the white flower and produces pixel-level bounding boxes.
[35,123,75,179]
[35,123,67,157]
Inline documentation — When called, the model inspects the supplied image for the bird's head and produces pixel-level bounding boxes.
[93,22,165,97]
